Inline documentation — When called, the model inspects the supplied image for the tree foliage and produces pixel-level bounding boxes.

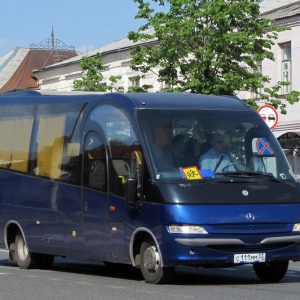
[73,53,107,92]
[107,75,125,93]
[128,75,153,92]
[128,0,300,113]
[73,53,152,93]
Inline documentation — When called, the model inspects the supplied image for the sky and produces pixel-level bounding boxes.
[0,0,292,58]
[0,0,164,57]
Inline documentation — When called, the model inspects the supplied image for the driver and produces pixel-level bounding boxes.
[199,133,234,172]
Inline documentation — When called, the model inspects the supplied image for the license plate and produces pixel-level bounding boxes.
[233,253,266,264]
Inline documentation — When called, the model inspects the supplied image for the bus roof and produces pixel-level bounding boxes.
[0,90,250,112]
[118,92,250,111]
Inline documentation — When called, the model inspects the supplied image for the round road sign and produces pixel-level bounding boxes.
[257,105,278,129]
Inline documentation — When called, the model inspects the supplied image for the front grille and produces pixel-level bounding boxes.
[208,223,290,234]
[208,243,293,253]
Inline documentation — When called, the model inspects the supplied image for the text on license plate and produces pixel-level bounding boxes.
[234,253,266,264]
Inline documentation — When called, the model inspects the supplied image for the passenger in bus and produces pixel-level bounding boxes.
[172,134,198,168]
[199,132,212,157]
[199,133,234,172]
[171,134,186,168]
[184,137,199,166]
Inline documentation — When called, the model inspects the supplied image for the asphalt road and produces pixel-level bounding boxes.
[1,249,300,300]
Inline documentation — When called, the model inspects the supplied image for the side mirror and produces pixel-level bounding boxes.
[125,177,139,210]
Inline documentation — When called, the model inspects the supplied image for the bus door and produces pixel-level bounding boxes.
[82,130,109,260]
[85,103,141,263]
[106,143,144,263]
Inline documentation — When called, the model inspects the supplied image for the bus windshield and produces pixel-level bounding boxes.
[138,109,294,183]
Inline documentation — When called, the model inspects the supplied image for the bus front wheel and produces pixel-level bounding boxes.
[253,261,289,282]
[15,231,41,269]
[140,237,175,284]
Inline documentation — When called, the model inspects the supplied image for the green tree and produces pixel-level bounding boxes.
[107,75,125,93]
[73,52,107,92]
[128,75,153,92]
[73,53,152,93]
[128,0,300,113]
[246,81,300,114]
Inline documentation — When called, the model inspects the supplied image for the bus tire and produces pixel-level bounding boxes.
[253,261,289,282]
[15,231,41,269]
[140,237,175,284]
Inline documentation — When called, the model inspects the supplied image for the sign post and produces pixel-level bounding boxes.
[257,105,278,130]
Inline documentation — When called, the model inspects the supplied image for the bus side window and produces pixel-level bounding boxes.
[83,132,107,191]
[31,102,84,182]
[110,142,132,197]
[245,128,276,175]
[35,115,65,179]
[0,104,35,173]
[252,137,276,175]
[88,104,140,197]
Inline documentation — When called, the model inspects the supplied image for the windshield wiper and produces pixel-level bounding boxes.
[214,171,282,182]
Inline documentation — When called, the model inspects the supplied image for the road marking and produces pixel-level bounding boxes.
[108,286,126,290]
[77,282,93,285]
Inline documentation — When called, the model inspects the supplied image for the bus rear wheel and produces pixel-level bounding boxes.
[253,261,289,282]
[15,231,41,269]
[140,237,175,284]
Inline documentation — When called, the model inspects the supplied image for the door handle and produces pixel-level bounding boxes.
[84,202,88,212]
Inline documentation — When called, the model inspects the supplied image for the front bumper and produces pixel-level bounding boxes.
[175,235,300,247]
[161,234,300,267]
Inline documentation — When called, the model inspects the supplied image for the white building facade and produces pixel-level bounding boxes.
[256,1,300,175]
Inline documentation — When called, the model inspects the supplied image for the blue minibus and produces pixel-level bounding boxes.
[0,90,300,284]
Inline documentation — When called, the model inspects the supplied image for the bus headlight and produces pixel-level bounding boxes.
[292,223,300,232]
[168,225,208,234]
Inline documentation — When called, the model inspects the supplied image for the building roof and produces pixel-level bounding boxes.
[33,28,156,72]
[260,0,300,13]
[0,48,30,89]
[0,48,78,93]
[259,0,300,19]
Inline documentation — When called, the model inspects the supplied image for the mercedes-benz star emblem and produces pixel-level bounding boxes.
[246,213,255,221]
[242,190,249,196]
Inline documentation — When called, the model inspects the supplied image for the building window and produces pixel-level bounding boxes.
[281,43,291,94]
[251,61,262,99]
[129,76,140,88]
[160,77,171,91]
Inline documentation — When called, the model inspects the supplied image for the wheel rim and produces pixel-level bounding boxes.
[17,237,28,262]
[143,244,160,273]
